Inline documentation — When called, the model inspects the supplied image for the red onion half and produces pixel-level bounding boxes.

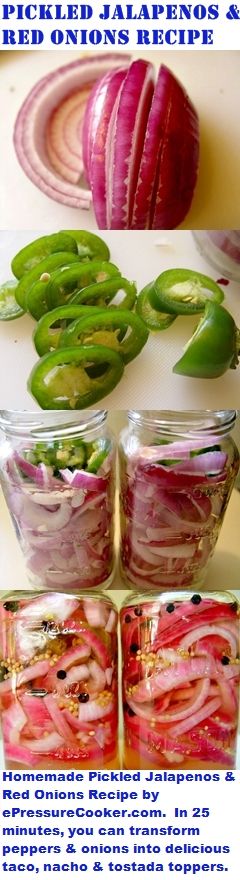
[14,55,199,228]
[84,60,199,230]
[13,54,130,209]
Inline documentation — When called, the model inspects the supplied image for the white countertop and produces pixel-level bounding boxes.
[1,229,240,410]
[0,50,240,230]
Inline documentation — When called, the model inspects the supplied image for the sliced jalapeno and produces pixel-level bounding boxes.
[59,308,149,365]
[28,345,124,409]
[173,301,239,378]
[15,252,80,312]
[136,283,176,331]
[60,230,110,262]
[0,280,25,321]
[33,305,105,356]
[70,277,137,311]
[46,261,120,310]
[11,233,78,279]
[149,269,225,315]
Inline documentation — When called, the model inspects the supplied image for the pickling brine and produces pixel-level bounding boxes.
[0,410,115,590]
[0,591,118,769]
[119,411,239,590]
[121,591,240,770]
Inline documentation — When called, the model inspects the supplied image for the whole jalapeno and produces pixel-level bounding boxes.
[59,308,149,365]
[70,277,137,311]
[46,261,121,310]
[33,304,105,356]
[11,233,78,279]
[149,268,224,315]
[60,229,110,261]
[28,345,124,409]
[15,252,81,311]
[173,301,240,378]
[136,283,176,331]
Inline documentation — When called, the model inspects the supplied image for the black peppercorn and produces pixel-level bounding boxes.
[134,607,142,617]
[166,603,175,614]
[125,614,132,624]
[78,693,89,703]
[191,594,202,605]
[56,670,67,680]
[221,656,230,666]
[130,643,139,654]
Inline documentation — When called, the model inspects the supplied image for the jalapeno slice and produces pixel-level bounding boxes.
[33,305,105,356]
[11,233,78,279]
[46,261,120,310]
[0,280,25,321]
[15,252,81,312]
[28,345,124,409]
[60,230,110,262]
[136,283,176,331]
[70,277,137,311]
[149,269,225,315]
[173,301,239,378]
[59,308,149,365]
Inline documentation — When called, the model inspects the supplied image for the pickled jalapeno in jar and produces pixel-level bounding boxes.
[121,591,240,770]
[0,590,118,769]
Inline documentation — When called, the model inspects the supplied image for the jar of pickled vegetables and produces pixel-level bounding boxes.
[0,590,118,769]
[0,410,116,590]
[193,230,240,281]
[121,590,240,770]
[119,410,239,590]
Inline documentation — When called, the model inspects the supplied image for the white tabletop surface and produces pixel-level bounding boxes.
[1,229,240,410]
[0,50,240,230]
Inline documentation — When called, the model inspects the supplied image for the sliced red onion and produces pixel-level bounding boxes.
[169,696,222,738]
[105,60,155,229]
[3,444,114,590]
[120,437,235,589]
[0,660,49,694]
[46,86,92,184]
[43,694,77,744]
[180,624,238,658]
[14,54,130,208]
[2,702,28,744]
[84,67,127,222]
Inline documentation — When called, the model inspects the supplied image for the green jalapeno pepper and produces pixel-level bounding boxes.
[149,269,224,315]
[173,301,240,378]
[59,308,149,365]
[11,233,78,279]
[60,230,110,262]
[70,277,137,311]
[0,280,25,321]
[28,345,124,409]
[136,283,176,331]
[15,252,81,312]
[46,261,120,310]
[33,305,105,356]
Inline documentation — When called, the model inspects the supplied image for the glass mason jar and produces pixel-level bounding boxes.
[0,410,116,590]
[121,590,240,771]
[193,230,240,282]
[0,589,118,770]
[119,411,239,591]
